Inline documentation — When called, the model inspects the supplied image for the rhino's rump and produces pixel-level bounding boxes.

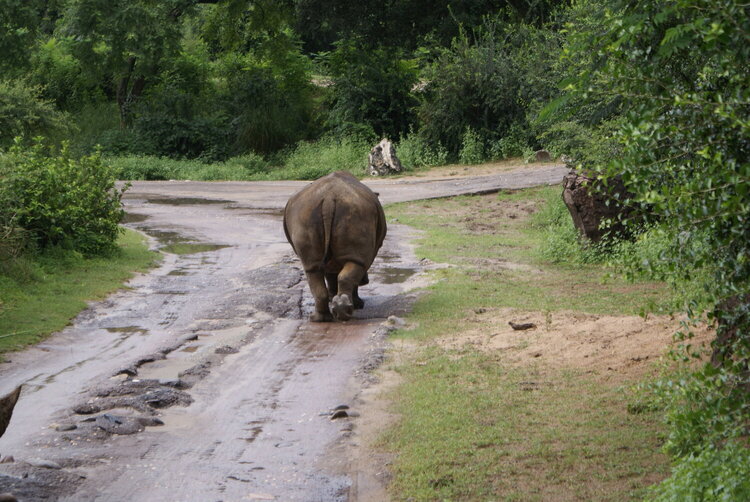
[283,172,386,273]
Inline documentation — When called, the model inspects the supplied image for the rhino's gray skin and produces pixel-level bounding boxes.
[283,171,387,322]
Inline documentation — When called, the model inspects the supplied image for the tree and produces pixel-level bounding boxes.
[564,0,750,496]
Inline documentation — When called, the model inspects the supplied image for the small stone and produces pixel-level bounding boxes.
[115,367,138,377]
[214,345,239,355]
[384,316,406,328]
[73,403,100,415]
[28,459,62,469]
[137,417,165,427]
[474,308,487,314]
[55,424,77,432]
[509,321,536,331]
[330,410,349,420]
[95,414,145,435]
[0,493,18,502]
[0,455,14,463]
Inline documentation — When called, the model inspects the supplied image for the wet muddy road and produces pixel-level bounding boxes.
[0,165,566,501]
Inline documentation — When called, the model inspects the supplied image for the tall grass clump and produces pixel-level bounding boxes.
[396,133,448,170]
[275,136,369,180]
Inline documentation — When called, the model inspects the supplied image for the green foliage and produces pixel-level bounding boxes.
[397,133,448,170]
[0,79,73,149]
[648,441,750,502]
[418,20,524,157]
[324,39,418,140]
[0,0,44,75]
[108,152,272,181]
[1,140,124,255]
[277,136,368,180]
[458,127,485,165]
[220,45,315,154]
[28,37,97,111]
[564,0,750,496]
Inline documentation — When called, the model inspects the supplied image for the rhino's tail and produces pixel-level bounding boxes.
[321,197,336,263]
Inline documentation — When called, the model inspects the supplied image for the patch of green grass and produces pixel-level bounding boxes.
[108,136,370,181]
[380,187,673,500]
[387,187,667,342]
[0,229,159,356]
[382,349,668,501]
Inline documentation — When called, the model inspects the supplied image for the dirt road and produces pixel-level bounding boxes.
[0,164,566,501]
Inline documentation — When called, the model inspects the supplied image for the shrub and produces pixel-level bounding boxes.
[325,39,419,140]
[1,140,125,255]
[418,21,523,157]
[458,127,485,165]
[648,441,750,502]
[0,79,73,149]
[279,137,369,180]
[397,133,448,170]
[28,37,96,111]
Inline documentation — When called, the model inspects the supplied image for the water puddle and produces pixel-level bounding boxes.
[106,326,149,336]
[180,345,201,353]
[121,212,149,224]
[162,243,230,255]
[146,197,233,206]
[143,229,230,255]
[375,266,417,284]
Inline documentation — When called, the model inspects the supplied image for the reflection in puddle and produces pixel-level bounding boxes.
[142,228,230,255]
[181,345,201,353]
[121,212,149,224]
[106,326,149,336]
[374,266,417,284]
[146,197,233,206]
[162,243,230,255]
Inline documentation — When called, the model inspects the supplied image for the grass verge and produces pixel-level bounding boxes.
[380,186,674,501]
[0,228,159,356]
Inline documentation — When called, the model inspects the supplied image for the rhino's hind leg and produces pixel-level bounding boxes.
[325,273,339,297]
[305,270,333,322]
[332,262,365,321]
[353,285,365,309]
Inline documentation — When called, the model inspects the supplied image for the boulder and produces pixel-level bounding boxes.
[368,139,403,176]
[561,170,632,242]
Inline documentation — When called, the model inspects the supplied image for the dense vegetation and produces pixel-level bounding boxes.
[0,0,747,499]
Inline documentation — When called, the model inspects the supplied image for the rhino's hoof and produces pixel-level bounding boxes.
[311,311,333,322]
[332,294,354,321]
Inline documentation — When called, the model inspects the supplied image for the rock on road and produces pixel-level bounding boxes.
[0,164,566,502]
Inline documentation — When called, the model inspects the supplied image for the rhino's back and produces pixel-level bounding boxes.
[283,171,386,269]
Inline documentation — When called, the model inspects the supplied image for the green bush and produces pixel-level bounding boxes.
[28,37,97,111]
[458,127,485,165]
[325,39,418,140]
[648,441,750,502]
[418,20,523,157]
[1,140,125,255]
[396,133,448,170]
[278,136,369,180]
[0,79,73,149]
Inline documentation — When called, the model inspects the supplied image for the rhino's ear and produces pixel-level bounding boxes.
[374,192,380,197]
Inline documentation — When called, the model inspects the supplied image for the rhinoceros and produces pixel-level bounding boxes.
[283,171,387,322]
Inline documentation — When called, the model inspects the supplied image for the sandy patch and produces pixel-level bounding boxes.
[438,308,712,381]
